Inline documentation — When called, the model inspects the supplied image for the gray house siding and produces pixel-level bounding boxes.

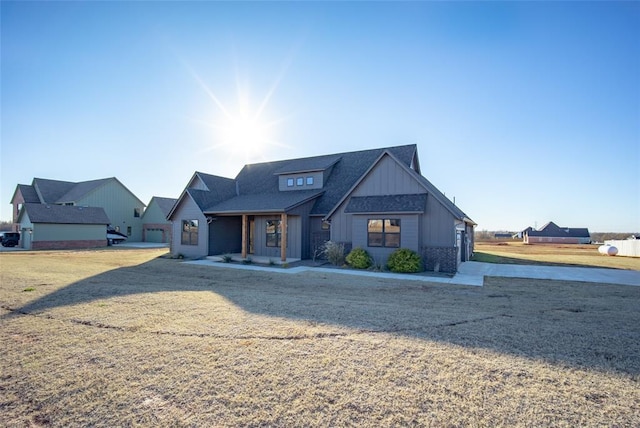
[209,216,242,255]
[170,196,208,258]
[287,198,317,259]
[351,155,424,197]
[351,214,420,263]
[422,198,456,247]
[252,215,301,259]
[79,180,145,241]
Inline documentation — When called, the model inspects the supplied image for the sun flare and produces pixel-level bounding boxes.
[187,64,289,163]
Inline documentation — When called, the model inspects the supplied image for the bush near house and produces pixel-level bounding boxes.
[387,248,422,273]
[323,241,346,266]
[345,247,372,269]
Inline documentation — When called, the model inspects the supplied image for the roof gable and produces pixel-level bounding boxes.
[56,178,114,203]
[11,184,41,204]
[32,178,76,203]
[325,149,474,224]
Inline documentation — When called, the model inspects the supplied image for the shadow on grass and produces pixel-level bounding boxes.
[3,256,639,377]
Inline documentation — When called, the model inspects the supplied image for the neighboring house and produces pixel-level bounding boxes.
[10,177,146,248]
[168,144,476,273]
[16,204,110,250]
[141,197,177,243]
[522,221,591,244]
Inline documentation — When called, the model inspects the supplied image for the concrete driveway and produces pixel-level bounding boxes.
[456,261,640,287]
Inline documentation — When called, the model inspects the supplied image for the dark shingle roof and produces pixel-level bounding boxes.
[21,204,110,224]
[32,178,76,203]
[345,194,428,214]
[56,178,113,203]
[206,190,323,214]
[274,155,342,175]
[188,174,238,211]
[16,184,41,203]
[230,145,418,216]
[528,221,590,238]
[152,197,178,217]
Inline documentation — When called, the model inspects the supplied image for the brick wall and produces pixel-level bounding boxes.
[32,240,107,250]
[421,246,458,274]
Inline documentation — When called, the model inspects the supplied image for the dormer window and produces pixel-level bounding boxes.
[306,177,314,185]
[296,178,304,186]
[287,178,294,187]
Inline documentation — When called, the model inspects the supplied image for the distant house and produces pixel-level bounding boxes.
[16,204,110,250]
[522,221,591,244]
[141,197,177,243]
[168,144,476,273]
[10,177,146,249]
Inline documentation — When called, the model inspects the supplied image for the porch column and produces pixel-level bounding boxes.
[280,213,287,262]
[241,214,247,259]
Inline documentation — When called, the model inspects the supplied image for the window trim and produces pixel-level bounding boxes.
[367,218,401,248]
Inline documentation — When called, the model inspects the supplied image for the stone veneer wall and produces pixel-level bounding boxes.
[421,246,458,274]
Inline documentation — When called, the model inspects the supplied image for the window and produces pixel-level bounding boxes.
[181,220,199,245]
[367,219,400,247]
[296,177,304,186]
[266,219,281,247]
[306,176,314,185]
[287,178,294,187]
[127,226,132,236]
[134,208,141,217]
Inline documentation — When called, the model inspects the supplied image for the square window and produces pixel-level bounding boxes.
[287,178,294,187]
[367,218,400,248]
[306,176,314,185]
[296,177,304,186]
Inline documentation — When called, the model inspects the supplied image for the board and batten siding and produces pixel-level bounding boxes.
[330,154,425,244]
[78,180,144,241]
[422,197,456,247]
[351,155,424,197]
[252,215,302,259]
[170,196,208,258]
[351,214,420,262]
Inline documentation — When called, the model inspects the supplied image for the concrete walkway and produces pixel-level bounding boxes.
[185,259,640,287]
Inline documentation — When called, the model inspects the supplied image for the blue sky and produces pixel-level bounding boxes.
[2,1,638,232]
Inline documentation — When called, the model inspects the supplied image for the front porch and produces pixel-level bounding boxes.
[206,253,301,265]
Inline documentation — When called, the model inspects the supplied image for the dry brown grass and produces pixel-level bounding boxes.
[1,249,639,427]
[474,241,640,270]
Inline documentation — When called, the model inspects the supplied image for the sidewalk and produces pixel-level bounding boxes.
[186,259,640,287]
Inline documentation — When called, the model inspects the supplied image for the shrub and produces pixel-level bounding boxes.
[221,254,233,263]
[323,241,345,266]
[387,248,422,273]
[346,247,372,269]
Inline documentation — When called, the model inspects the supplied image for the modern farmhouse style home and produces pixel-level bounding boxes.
[168,144,475,273]
[10,177,146,249]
